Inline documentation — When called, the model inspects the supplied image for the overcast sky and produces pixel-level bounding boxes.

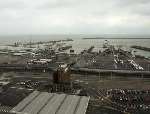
[0,0,150,35]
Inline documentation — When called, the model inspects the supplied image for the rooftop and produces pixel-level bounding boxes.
[10,91,90,114]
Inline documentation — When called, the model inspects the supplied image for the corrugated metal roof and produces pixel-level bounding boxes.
[10,91,90,114]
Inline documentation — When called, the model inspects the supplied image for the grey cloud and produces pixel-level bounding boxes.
[0,0,150,34]
[37,0,80,9]
[115,0,150,6]
[131,3,150,16]
[113,0,150,15]
[0,0,26,10]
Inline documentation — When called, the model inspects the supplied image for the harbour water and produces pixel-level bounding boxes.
[69,39,150,57]
[0,35,150,57]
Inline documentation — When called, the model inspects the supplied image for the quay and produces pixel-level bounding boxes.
[0,64,150,77]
